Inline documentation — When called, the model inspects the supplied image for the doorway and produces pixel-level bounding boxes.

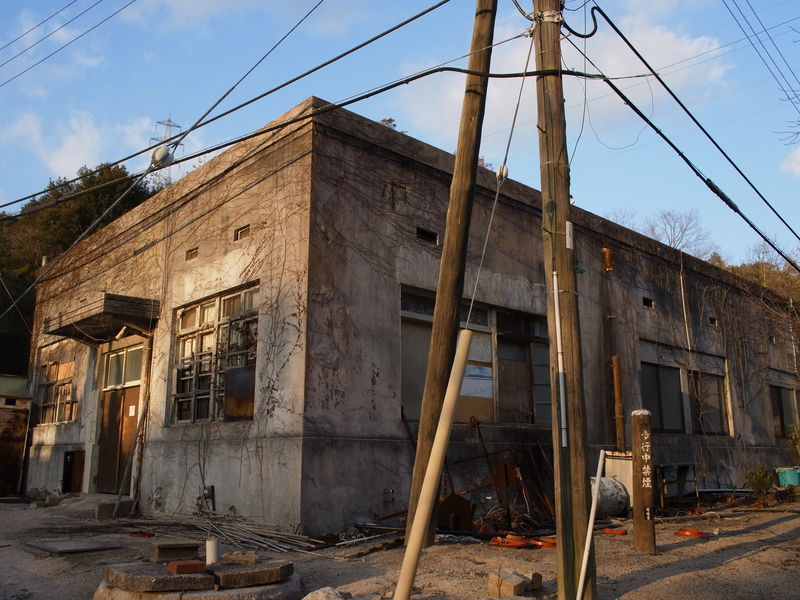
[96,346,142,494]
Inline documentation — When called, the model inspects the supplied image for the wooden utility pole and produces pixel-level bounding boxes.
[405,0,497,546]
[532,2,595,598]
[632,409,656,554]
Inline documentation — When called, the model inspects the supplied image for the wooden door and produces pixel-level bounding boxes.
[97,386,139,494]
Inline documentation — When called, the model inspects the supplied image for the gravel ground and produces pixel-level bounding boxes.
[1,494,799,599]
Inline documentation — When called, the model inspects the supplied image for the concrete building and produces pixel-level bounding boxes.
[0,374,32,495]
[25,97,799,534]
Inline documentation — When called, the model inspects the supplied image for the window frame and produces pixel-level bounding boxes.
[172,285,258,424]
[640,361,685,433]
[39,360,77,424]
[688,370,729,435]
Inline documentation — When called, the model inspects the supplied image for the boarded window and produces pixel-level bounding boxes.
[771,386,796,438]
[640,362,684,432]
[39,360,77,424]
[689,371,728,435]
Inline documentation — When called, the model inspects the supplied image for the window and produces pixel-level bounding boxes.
[39,360,77,424]
[104,346,143,389]
[185,247,198,261]
[415,227,439,245]
[640,362,683,432]
[771,386,797,439]
[642,297,655,309]
[497,311,551,425]
[173,285,258,423]
[399,290,549,425]
[233,224,250,241]
[689,371,728,435]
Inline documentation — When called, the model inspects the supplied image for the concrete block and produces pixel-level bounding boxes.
[219,551,261,565]
[96,499,135,520]
[168,560,208,574]
[301,588,350,600]
[93,573,304,599]
[210,560,293,589]
[487,569,530,598]
[150,538,202,563]
[106,562,215,592]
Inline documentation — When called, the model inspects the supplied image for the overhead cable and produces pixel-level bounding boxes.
[0,0,137,90]
[564,35,800,275]
[0,0,105,70]
[0,0,80,53]
[563,3,800,247]
[0,0,454,212]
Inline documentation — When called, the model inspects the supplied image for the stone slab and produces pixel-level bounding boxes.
[107,562,215,592]
[210,561,293,589]
[93,573,303,600]
[27,539,122,554]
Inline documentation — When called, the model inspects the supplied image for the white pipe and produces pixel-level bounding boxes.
[205,537,219,565]
[393,330,473,600]
[576,449,606,600]
[552,270,568,448]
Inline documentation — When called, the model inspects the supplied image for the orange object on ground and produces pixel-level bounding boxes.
[528,537,557,549]
[675,528,709,538]
[167,559,207,574]
[601,528,628,535]
[488,534,534,549]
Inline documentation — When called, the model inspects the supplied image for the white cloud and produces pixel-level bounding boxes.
[2,110,163,178]
[779,146,800,179]
[391,3,730,162]
[71,50,105,68]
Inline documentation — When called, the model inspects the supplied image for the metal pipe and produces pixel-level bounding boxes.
[577,449,606,600]
[393,330,473,600]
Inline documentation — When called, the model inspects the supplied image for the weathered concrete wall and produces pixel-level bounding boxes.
[30,101,316,524]
[27,97,798,534]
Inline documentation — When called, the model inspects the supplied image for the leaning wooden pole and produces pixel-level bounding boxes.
[532,2,595,598]
[405,0,497,546]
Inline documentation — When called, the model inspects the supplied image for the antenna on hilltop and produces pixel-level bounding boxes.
[150,115,183,186]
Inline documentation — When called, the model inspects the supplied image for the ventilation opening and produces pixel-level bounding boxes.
[185,247,198,261]
[768,335,777,345]
[233,224,251,241]
[416,227,439,245]
[708,316,719,327]
[642,297,655,309]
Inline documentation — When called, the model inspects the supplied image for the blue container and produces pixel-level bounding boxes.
[776,468,800,487]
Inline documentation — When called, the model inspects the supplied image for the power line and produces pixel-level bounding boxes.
[167,0,327,155]
[0,0,137,90]
[0,0,455,213]
[563,3,800,249]
[563,35,800,275]
[0,0,81,53]
[0,0,105,71]
[721,0,800,112]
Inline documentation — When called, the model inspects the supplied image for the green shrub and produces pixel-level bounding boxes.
[744,464,774,506]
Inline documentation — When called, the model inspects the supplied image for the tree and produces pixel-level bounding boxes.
[727,242,800,301]
[641,208,718,260]
[0,163,157,374]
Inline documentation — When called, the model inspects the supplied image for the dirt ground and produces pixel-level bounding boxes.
[1,494,799,600]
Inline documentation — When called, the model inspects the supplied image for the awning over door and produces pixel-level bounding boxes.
[44,293,160,344]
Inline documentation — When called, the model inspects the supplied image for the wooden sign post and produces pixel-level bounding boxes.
[631,409,656,554]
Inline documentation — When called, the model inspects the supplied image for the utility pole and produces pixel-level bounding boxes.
[405,0,497,546]
[532,2,595,599]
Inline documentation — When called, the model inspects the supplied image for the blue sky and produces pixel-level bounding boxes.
[0,0,798,264]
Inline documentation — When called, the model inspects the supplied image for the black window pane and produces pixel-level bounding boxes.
[660,366,683,432]
[640,363,663,430]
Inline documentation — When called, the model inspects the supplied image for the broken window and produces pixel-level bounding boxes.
[496,311,551,425]
[639,362,684,432]
[770,386,796,439]
[173,285,258,423]
[39,360,77,424]
[399,290,548,425]
[689,371,728,435]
